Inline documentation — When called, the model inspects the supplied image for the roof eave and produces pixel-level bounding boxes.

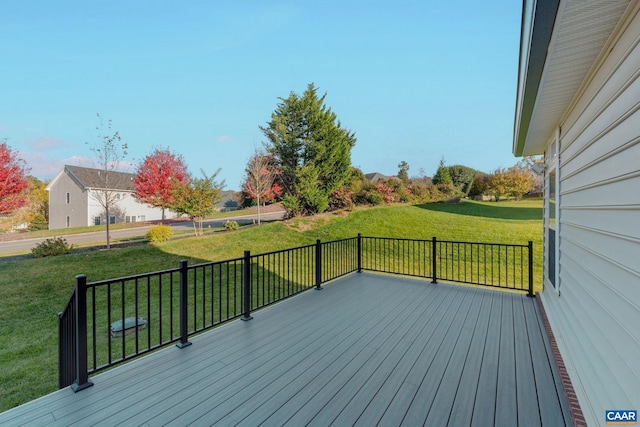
[513,0,561,157]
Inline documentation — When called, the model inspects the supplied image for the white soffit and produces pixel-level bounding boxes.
[522,0,631,155]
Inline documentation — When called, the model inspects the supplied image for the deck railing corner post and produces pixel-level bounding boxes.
[71,274,93,392]
[431,237,438,284]
[315,239,323,289]
[527,240,534,297]
[242,250,254,321]
[176,260,192,348]
[357,233,362,273]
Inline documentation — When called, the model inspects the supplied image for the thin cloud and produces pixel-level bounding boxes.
[217,135,232,143]
[20,152,64,180]
[28,136,71,151]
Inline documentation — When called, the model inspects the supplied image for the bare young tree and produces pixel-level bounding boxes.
[87,114,128,249]
[241,150,280,224]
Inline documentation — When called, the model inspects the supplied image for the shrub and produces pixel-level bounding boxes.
[354,188,384,206]
[223,220,239,231]
[375,183,395,203]
[328,186,354,211]
[281,195,301,217]
[146,223,173,243]
[31,237,73,258]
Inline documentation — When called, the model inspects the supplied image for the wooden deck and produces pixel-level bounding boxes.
[0,273,573,426]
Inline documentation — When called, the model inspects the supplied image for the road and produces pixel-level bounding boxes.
[0,210,285,254]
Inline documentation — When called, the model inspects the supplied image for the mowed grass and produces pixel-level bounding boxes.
[0,199,542,412]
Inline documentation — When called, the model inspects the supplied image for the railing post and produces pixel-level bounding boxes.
[71,274,93,392]
[242,250,253,321]
[58,310,65,388]
[315,239,323,290]
[357,233,362,273]
[176,260,192,348]
[527,241,534,297]
[431,237,438,284]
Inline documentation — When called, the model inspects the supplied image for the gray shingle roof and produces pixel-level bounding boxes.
[66,165,135,191]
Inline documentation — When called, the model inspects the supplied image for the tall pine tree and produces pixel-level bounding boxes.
[260,83,356,215]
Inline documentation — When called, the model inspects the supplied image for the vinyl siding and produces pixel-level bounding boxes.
[47,166,180,228]
[541,6,640,426]
[47,172,89,229]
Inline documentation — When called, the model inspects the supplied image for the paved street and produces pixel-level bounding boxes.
[0,210,285,255]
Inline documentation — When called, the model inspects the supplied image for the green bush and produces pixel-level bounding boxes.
[281,195,301,217]
[353,186,384,206]
[30,237,73,258]
[146,224,173,243]
[223,220,239,231]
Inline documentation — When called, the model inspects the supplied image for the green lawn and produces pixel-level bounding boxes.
[0,199,542,412]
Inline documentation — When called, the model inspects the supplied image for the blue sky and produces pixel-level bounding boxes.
[1,1,522,190]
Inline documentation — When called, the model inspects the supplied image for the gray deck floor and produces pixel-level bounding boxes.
[0,273,573,426]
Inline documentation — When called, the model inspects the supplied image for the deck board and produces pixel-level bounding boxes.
[0,273,573,427]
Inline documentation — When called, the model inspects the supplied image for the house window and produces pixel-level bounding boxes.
[109,216,116,225]
[115,193,120,200]
[125,216,131,223]
[139,215,146,222]
[66,192,70,204]
[94,216,101,226]
[66,216,70,227]
[545,150,559,290]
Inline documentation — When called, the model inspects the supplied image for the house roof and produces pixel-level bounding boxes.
[513,0,632,156]
[65,165,135,191]
[364,172,400,182]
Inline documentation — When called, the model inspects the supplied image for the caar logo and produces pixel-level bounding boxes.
[606,410,637,425]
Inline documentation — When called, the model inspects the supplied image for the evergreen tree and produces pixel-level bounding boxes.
[261,83,356,215]
[397,161,410,184]
[432,158,452,185]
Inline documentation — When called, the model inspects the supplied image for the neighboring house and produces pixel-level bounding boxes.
[364,172,400,182]
[514,1,639,425]
[46,165,179,229]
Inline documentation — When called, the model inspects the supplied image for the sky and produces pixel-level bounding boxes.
[1,1,522,190]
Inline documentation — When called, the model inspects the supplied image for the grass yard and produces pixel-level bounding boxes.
[0,199,542,412]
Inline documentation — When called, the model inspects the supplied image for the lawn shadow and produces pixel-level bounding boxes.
[414,200,543,221]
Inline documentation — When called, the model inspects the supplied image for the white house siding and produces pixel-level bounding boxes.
[541,7,640,424]
[86,190,179,225]
[48,171,89,229]
[48,166,181,229]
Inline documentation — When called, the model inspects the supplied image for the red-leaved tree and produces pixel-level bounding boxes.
[0,141,30,215]
[133,148,189,220]
[241,150,282,224]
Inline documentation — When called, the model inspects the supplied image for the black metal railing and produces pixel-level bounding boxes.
[360,236,533,293]
[59,235,533,390]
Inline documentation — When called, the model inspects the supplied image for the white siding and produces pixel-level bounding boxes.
[87,190,179,224]
[542,7,640,425]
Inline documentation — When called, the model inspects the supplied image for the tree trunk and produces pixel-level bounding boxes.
[257,194,261,225]
[105,205,111,249]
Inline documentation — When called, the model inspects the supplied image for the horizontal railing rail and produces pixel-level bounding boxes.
[59,234,533,390]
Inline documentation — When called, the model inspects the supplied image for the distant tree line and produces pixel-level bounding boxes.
[1,84,540,234]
